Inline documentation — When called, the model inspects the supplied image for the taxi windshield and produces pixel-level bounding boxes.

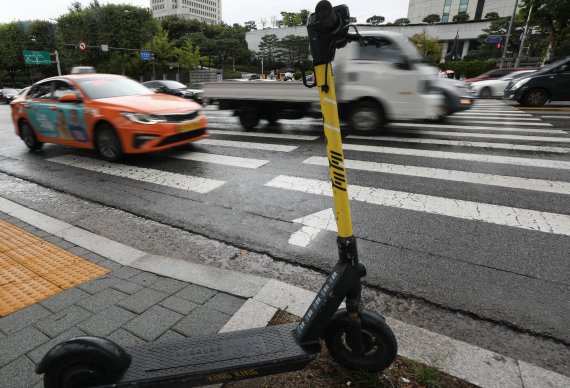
[77,77,153,99]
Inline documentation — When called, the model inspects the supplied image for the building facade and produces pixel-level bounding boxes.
[150,0,221,24]
[407,0,518,23]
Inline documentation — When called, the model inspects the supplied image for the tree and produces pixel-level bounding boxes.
[410,31,442,63]
[484,12,500,19]
[423,14,441,24]
[520,0,570,63]
[393,18,411,26]
[366,15,385,25]
[175,38,200,79]
[452,13,470,23]
[244,20,257,31]
[258,34,279,69]
[275,35,310,69]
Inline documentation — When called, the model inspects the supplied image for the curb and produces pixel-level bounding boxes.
[1,196,568,388]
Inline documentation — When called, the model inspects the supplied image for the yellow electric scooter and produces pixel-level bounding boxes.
[36,2,397,386]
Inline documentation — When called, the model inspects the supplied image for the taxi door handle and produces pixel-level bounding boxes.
[49,106,58,110]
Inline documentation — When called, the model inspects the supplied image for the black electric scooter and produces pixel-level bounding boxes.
[36,2,397,387]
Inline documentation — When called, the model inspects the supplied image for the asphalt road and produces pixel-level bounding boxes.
[1,99,569,369]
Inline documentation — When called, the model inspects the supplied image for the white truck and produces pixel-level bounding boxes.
[203,31,447,133]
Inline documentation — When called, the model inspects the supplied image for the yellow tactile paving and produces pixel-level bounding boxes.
[0,219,110,317]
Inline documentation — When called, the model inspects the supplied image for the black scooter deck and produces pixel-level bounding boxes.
[99,323,320,387]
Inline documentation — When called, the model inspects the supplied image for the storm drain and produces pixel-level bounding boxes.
[0,219,109,316]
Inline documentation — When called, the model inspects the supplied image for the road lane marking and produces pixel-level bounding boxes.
[170,151,269,169]
[383,130,570,144]
[454,112,533,117]
[342,143,570,169]
[48,155,225,193]
[541,115,570,119]
[197,139,297,152]
[304,156,570,195]
[390,122,561,133]
[207,129,319,141]
[513,107,570,111]
[450,115,540,121]
[468,109,523,113]
[288,208,338,247]
[444,119,550,126]
[265,175,570,236]
[346,135,570,153]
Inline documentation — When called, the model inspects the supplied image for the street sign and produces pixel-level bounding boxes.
[101,44,109,52]
[78,40,87,51]
[23,50,52,65]
[485,36,502,44]
[140,51,151,61]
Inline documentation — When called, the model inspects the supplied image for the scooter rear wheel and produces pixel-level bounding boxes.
[324,309,397,372]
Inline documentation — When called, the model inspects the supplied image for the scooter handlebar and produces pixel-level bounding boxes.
[313,0,339,32]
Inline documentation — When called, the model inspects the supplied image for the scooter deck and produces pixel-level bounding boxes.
[99,323,320,387]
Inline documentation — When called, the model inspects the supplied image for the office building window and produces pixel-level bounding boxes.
[442,0,453,22]
[459,0,469,13]
[474,0,486,19]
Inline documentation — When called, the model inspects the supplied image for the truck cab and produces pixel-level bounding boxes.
[334,31,442,130]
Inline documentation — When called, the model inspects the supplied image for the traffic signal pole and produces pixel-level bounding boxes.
[499,0,519,68]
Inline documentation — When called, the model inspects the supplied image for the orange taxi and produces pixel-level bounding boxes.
[10,73,208,161]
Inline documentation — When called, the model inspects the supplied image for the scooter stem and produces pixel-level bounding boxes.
[314,63,354,239]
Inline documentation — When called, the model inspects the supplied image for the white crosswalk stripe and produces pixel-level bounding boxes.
[390,129,570,143]
[342,143,570,169]
[391,123,554,132]
[346,135,570,153]
[444,119,550,126]
[207,129,319,140]
[197,138,298,152]
[449,115,540,121]
[265,175,570,236]
[48,155,225,193]
[170,151,268,168]
[304,156,570,195]
[454,112,533,117]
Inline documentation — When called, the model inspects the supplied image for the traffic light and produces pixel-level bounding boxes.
[497,43,501,49]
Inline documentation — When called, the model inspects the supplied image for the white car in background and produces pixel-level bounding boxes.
[470,70,536,98]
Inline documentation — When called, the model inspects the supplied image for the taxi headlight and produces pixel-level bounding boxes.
[121,112,166,124]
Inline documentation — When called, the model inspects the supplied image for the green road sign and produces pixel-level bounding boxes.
[23,50,52,65]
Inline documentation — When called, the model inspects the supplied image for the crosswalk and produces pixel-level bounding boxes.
[42,100,570,240]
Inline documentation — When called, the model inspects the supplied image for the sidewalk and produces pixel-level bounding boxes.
[0,196,568,388]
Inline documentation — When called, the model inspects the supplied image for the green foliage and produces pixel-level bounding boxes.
[351,370,383,387]
[438,60,497,78]
[423,14,441,24]
[413,362,443,388]
[452,13,470,23]
[485,12,500,19]
[410,32,441,63]
[258,34,279,69]
[244,20,257,31]
[393,18,411,26]
[275,35,310,69]
[366,15,385,25]
[521,0,570,62]
[278,10,311,27]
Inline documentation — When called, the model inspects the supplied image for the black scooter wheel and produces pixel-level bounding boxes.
[324,309,397,372]
[43,358,109,388]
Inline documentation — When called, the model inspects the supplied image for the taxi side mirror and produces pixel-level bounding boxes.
[58,93,82,103]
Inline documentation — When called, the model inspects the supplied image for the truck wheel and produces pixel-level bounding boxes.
[521,89,548,107]
[239,107,260,129]
[349,101,385,133]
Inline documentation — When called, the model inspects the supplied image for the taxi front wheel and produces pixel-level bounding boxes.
[95,124,123,162]
[20,121,44,151]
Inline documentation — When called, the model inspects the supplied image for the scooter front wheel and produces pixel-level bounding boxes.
[324,309,397,372]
